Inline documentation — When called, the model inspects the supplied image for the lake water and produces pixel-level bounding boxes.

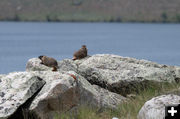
[0,22,180,74]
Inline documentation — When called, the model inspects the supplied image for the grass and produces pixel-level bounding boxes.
[54,82,180,119]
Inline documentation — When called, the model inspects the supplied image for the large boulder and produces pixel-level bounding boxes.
[0,71,126,119]
[0,72,45,119]
[77,54,180,95]
[28,71,126,119]
[137,94,180,119]
[26,54,180,96]
[58,54,180,96]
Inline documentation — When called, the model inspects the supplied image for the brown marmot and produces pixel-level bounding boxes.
[38,55,58,71]
[73,45,87,60]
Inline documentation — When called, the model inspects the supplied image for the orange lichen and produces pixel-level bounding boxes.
[68,74,77,80]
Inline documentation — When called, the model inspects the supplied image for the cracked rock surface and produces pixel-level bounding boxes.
[0,72,45,119]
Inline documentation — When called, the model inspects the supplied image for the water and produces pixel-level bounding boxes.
[0,22,180,74]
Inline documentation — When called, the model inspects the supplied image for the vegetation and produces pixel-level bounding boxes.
[54,82,180,119]
[161,12,168,23]
[0,0,180,22]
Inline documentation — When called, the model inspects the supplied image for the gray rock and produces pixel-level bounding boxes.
[26,54,180,96]
[27,71,126,119]
[77,54,180,95]
[137,94,180,119]
[0,92,5,97]
[58,59,78,72]
[0,72,45,119]
[3,54,180,118]
[0,75,5,83]
[0,70,126,119]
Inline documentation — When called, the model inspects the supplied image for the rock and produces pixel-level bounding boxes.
[76,72,127,109]
[3,54,180,118]
[112,117,119,119]
[28,71,126,119]
[137,94,180,119]
[26,58,52,71]
[26,54,180,96]
[0,72,45,119]
[57,59,78,72]
[77,54,180,96]
[0,75,3,83]
[0,71,126,119]
[27,71,81,119]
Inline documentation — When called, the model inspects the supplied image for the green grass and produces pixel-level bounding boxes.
[54,82,180,119]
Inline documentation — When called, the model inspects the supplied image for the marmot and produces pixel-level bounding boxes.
[73,45,87,60]
[38,55,58,71]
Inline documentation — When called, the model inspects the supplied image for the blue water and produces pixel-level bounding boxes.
[0,22,180,74]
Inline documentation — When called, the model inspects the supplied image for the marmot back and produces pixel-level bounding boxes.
[73,45,87,60]
[38,55,58,71]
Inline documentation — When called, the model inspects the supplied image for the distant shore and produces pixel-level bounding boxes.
[1,0,180,23]
[1,19,180,23]
[1,14,180,23]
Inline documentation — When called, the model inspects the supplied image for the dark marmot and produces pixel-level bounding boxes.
[38,55,58,71]
[73,45,87,60]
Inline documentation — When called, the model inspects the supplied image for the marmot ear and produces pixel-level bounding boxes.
[38,55,44,59]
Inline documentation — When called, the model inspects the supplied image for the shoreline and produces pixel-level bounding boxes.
[1,20,180,24]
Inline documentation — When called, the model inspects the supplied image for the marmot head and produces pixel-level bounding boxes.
[82,45,86,49]
[38,55,44,60]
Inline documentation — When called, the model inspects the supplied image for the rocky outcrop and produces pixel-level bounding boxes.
[0,72,45,119]
[76,54,180,96]
[28,71,127,119]
[28,54,180,96]
[1,54,180,119]
[137,94,180,119]
[0,71,126,119]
